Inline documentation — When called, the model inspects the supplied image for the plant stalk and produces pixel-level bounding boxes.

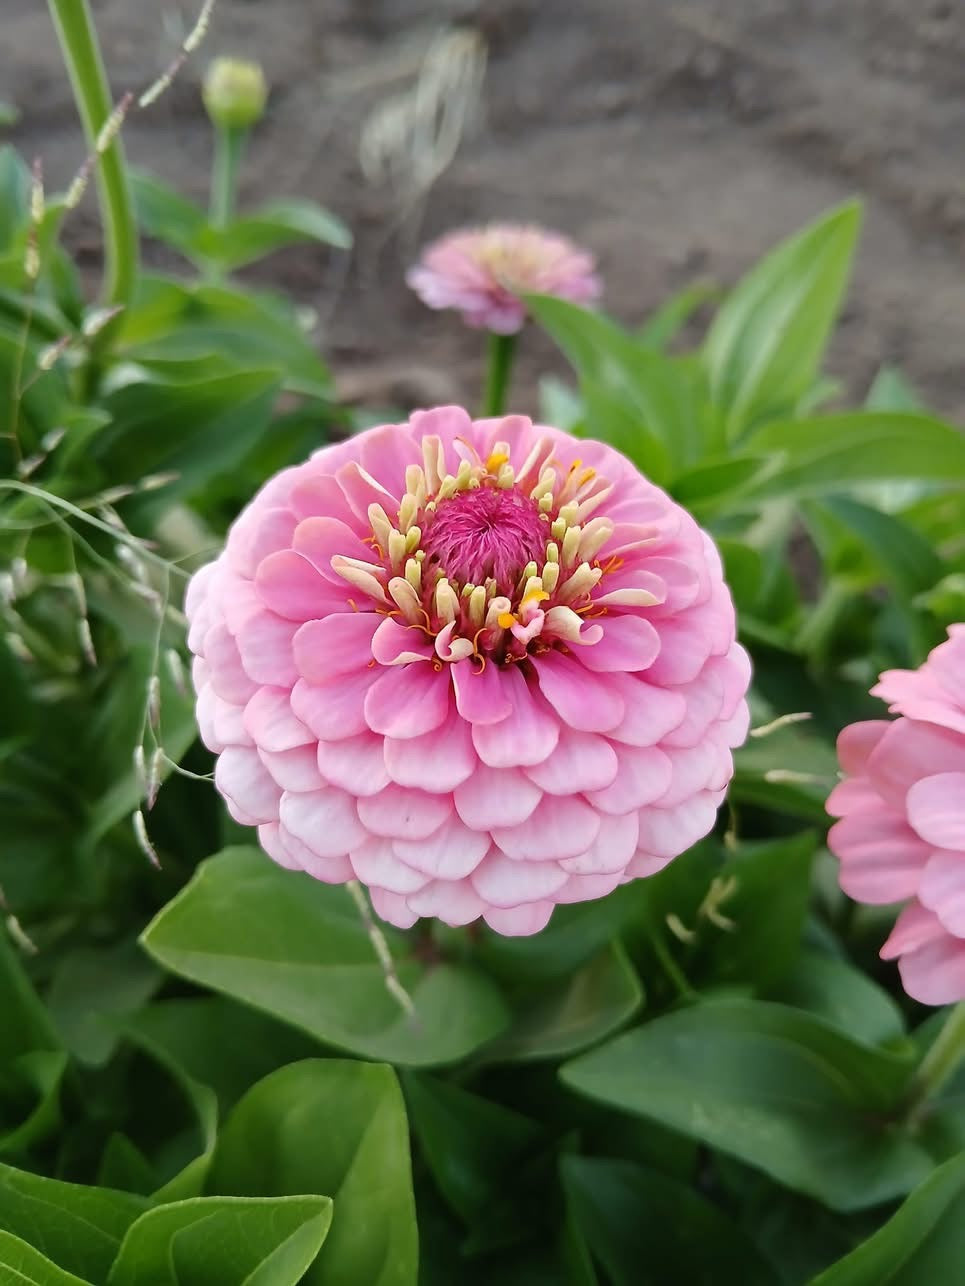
[209,124,246,227]
[481,332,517,418]
[908,1001,965,1117]
[48,0,138,309]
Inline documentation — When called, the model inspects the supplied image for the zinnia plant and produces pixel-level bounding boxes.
[186,406,750,934]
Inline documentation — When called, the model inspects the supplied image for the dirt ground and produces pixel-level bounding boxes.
[4,0,965,421]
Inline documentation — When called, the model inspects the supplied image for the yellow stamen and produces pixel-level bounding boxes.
[486,450,510,473]
[521,586,550,609]
[497,611,517,630]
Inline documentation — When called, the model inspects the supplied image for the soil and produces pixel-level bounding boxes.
[5,0,965,421]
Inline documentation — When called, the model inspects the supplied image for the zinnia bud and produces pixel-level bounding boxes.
[828,626,965,1004]
[186,407,750,936]
[202,57,268,131]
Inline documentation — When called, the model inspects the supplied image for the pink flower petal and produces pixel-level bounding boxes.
[656,738,727,808]
[384,708,478,792]
[214,746,281,825]
[259,744,323,793]
[453,764,542,831]
[559,810,640,875]
[576,614,661,673]
[586,745,673,815]
[255,550,346,621]
[535,651,625,733]
[492,794,600,861]
[279,786,368,858]
[406,878,486,926]
[472,850,569,907]
[472,668,560,767]
[364,664,452,739]
[203,624,258,704]
[836,720,891,776]
[555,870,624,903]
[234,611,298,688]
[393,814,491,880]
[906,773,965,849]
[828,812,930,904]
[292,515,379,580]
[359,423,423,493]
[350,837,429,894]
[919,850,965,936]
[244,686,313,752]
[635,789,722,858]
[316,733,391,797]
[368,886,420,929]
[868,721,965,801]
[234,506,297,578]
[452,659,513,725]
[880,901,944,958]
[606,674,687,746]
[292,614,380,682]
[371,618,435,666]
[290,670,380,741]
[482,901,555,936]
[524,727,618,795]
[645,616,715,685]
[899,937,965,1005]
[357,783,453,840]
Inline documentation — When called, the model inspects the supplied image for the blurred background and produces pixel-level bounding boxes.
[4,0,964,418]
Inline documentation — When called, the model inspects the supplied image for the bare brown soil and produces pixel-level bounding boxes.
[4,0,965,420]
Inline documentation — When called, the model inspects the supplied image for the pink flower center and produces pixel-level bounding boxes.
[421,485,547,591]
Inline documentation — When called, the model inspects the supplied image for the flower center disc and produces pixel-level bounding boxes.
[421,485,547,590]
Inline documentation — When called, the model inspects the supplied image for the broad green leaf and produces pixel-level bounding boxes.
[107,1195,332,1286]
[141,847,509,1065]
[208,1060,416,1286]
[0,1164,145,1281]
[865,366,923,414]
[130,172,206,256]
[812,1153,965,1285]
[480,943,643,1062]
[803,497,944,599]
[0,1050,67,1157]
[768,951,906,1049]
[562,1156,777,1286]
[403,1072,543,1232]
[0,1230,91,1285]
[561,999,927,1210]
[703,202,861,438]
[0,147,29,250]
[0,929,59,1060]
[46,941,161,1066]
[636,279,719,351]
[737,413,965,503]
[196,198,352,270]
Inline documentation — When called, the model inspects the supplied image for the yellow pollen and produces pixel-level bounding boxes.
[486,450,510,473]
[568,458,583,472]
[522,587,550,609]
[497,611,517,629]
[579,467,596,485]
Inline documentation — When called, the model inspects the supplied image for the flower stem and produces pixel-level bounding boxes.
[481,332,517,417]
[48,0,138,309]
[209,124,246,227]
[907,1001,965,1116]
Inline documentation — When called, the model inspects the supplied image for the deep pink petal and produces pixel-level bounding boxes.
[535,651,625,733]
[255,550,346,621]
[293,614,380,682]
[292,515,378,580]
[364,664,452,739]
[452,659,513,725]
[472,668,560,767]
[290,670,380,741]
[384,707,477,792]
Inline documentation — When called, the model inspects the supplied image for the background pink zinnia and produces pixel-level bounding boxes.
[186,406,750,936]
[827,626,965,1004]
[406,224,602,333]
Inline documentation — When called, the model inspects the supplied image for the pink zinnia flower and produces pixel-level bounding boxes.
[185,407,750,936]
[406,224,601,334]
[827,626,965,1004]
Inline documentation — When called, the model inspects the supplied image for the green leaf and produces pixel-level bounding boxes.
[107,1195,332,1286]
[0,1164,146,1281]
[0,147,29,251]
[561,999,927,1211]
[197,199,352,270]
[768,950,906,1049]
[141,847,509,1066]
[0,1230,92,1285]
[403,1072,543,1232]
[0,1050,67,1157]
[562,1156,778,1286]
[208,1060,416,1286]
[0,930,59,1061]
[480,943,643,1062]
[46,941,161,1066]
[130,172,206,256]
[811,1153,965,1285]
[636,280,719,351]
[738,412,965,502]
[703,201,862,438]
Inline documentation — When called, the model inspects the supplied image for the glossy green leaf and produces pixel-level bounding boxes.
[562,1156,777,1286]
[812,1154,965,1285]
[480,943,643,1062]
[0,1164,145,1281]
[209,1060,416,1286]
[107,1195,332,1286]
[805,497,944,599]
[141,847,509,1065]
[0,1230,91,1285]
[703,202,861,438]
[561,999,927,1210]
[768,951,906,1049]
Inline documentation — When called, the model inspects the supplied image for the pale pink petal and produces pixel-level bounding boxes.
[555,870,624,904]
[244,687,312,752]
[234,611,298,688]
[829,812,930,904]
[452,659,513,725]
[336,461,399,524]
[203,624,258,704]
[577,616,661,673]
[868,721,965,801]
[635,789,722,858]
[472,669,560,767]
[406,878,486,926]
[586,745,673,815]
[535,651,625,732]
[659,667,725,750]
[656,739,727,808]
[880,901,944,958]
[255,549,346,620]
[350,837,429,894]
[371,618,435,666]
[607,674,687,747]
[836,720,891,776]
[292,614,380,682]
[899,938,965,1005]
[559,810,640,875]
[259,744,323,793]
[357,783,453,840]
[906,774,965,849]
[919,851,965,936]
[393,814,491,880]
[453,764,542,831]
[523,727,618,795]
[234,506,297,578]
[289,472,361,526]
[279,786,368,858]
[259,822,301,870]
[483,901,555,936]
[358,423,423,492]
[368,885,420,929]
[492,795,600,861]
[214,746,281,824]
[292,515,378,580]
[645,616,715,685]
[384,709,477,792]
[197,685,250,752]
[364,664,452,739]
[472,850,569,906]
[290,670,379,741]
[316,733,391,797]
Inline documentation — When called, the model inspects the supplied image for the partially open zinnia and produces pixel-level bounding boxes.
[827,626,965,1004]
[406,224,601,333]
[186,407,750,935]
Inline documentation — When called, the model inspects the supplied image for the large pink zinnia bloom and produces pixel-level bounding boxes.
[186,407,750,935]
[406,224,601,334]
[827,625,965,1004]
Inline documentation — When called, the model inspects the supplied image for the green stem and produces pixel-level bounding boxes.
[907,1002,965,1117]
[48,0,138,309]
[209,124,246,227]
[481,332,517,418]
